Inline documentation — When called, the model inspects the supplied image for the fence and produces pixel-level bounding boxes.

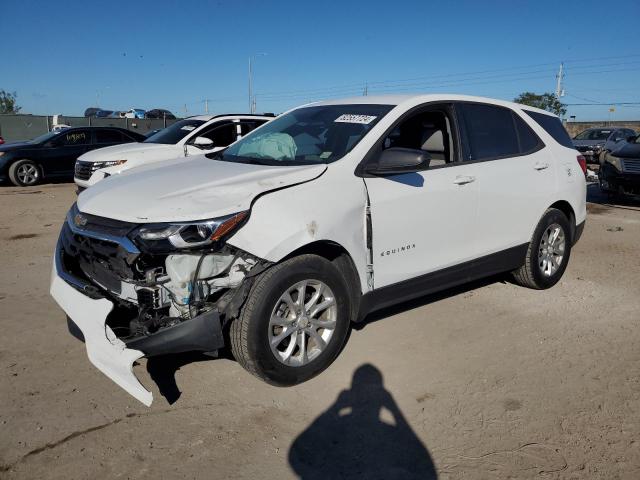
[0,114,178,142]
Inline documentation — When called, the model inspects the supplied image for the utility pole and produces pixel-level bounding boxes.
[249,53,267,114]
[204,99,209,114]
[363,82,368,96]
[555,62,565,98]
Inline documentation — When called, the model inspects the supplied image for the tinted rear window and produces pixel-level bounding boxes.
[514,114,543,153]
[459,103,519,161]
[523,110,574,148]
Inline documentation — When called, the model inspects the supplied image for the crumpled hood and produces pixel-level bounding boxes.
[77,156,326,223]
[611,142,640,159]
[78,142,174,162]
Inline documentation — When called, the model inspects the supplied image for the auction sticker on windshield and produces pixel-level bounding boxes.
[334,114,377,124]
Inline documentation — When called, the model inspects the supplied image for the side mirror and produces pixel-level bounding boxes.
[193,136,214,148]
[627,135,637,143]
[365,147,431,175]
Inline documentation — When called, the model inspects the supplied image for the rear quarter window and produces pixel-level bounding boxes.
[523,110,574,148]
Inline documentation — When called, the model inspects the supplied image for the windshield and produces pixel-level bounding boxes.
[29,131,60,144]
[144,119,206,144]
[574,129,612,141]
[217,104,393,165]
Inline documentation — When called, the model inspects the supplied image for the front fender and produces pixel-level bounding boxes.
[227,167,370,293]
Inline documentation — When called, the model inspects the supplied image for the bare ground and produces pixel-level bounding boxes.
[0,182,639,479]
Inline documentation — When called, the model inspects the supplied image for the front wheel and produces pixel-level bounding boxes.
[230,254,352,386]
[512,208,572,289]
[9,160,41,186]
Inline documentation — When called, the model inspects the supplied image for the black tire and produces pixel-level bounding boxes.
[230,254,352,386]
[8,159,41,186]
[512,208,572,290]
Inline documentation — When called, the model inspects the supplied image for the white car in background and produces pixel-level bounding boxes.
[74,114,274,189]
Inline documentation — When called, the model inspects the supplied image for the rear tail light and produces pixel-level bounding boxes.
[577,155,587,175]
[0,136,4,145]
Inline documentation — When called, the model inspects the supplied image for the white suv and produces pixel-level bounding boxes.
[51,94,586,405]
[74,114,274,189]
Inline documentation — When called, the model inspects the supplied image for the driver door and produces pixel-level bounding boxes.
[362,105,479,288]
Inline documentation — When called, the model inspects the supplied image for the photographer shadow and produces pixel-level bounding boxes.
[289,364,437,479]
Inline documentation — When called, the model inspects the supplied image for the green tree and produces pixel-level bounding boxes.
[513,92,566,116]
[0,90,22,114]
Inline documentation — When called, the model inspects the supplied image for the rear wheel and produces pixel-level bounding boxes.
[9,160,41,186]
[512,208,572,289]
[230,254,352,386]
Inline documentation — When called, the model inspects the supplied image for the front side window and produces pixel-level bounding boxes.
[144,119,206,144]
[459,103,519,161]
[217,104,393,165]
[194,122,237,147]
[382,109,454,166]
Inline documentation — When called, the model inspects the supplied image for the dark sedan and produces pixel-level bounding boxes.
[0,127,146,186]
[599,135,640,196]
[573,127,637,164]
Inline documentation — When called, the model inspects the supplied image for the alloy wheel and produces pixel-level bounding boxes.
[268,280,337,367]
[538,223,566,277]
[16,164,39,185]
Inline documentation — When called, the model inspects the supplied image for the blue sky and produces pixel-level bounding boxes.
[2,0,639,120]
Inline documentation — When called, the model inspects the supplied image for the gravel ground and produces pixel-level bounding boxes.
[0,182,639,479]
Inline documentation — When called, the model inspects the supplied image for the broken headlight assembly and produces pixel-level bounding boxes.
[605,154,622,171]
[132,211,248,252]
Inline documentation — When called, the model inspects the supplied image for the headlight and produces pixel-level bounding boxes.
[133,211,248,251]
[100,159,127,168]
[605,154,622,171]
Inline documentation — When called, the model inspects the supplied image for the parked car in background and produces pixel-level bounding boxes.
[0,127,146,186]
[572,127,637,164]
[599,134,640,196]
[74,114,274,189]
[123,108,146,119]
[145,109,176,119]
[52,94,585,405]
[84,107,101,117]
[95,110,114,118]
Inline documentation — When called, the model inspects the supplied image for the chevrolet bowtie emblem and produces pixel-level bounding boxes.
[74,213,88,227]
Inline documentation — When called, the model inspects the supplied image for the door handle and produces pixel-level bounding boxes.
[453,175,476,185]
[534,162,550,171]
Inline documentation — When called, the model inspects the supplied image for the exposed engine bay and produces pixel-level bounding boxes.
[58,203,269,353]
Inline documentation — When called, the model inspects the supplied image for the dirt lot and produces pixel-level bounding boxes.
[0,182,639,479]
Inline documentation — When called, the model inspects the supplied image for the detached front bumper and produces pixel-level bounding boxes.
[600,164,640,195]
[50,234,225,405]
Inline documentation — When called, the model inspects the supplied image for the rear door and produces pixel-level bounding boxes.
[456,102,552,257]
[363,103,480,288]
[92,129,130,151]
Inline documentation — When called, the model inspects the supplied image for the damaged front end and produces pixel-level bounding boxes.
[51,203,267,405]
